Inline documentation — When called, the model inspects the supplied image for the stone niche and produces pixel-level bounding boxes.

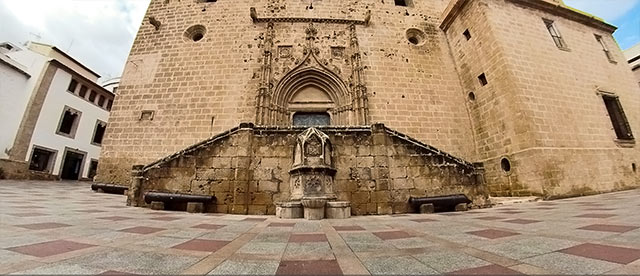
[277,127,351,220]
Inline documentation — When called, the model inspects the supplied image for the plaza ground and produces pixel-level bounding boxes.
[1,180,640,275]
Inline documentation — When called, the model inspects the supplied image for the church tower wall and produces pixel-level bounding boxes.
[97,0,476,185]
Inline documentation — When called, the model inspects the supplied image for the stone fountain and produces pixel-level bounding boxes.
[275,128,351,220]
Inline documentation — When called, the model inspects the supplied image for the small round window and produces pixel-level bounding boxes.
[500,157,512,173]
[406,28,426,46]
[468,92,476,101]
[184,25,207,42]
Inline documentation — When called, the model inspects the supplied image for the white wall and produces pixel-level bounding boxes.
[26,69,110,178]
[0,62,30,158]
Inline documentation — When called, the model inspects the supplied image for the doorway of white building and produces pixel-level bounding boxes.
[60,148,86,180]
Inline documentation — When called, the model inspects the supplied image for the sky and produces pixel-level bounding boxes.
[0,0,638,81]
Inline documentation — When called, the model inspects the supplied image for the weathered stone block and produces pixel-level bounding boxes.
[248,204,267,215]
[251,193,273,205]
[372,191,391,203]
[377,202,393,215]
[455,203,468,212]
[258,180,279,192]
[352,191,370,204]
[150,201,165,210]
[420,203,435,214]
[186,202,204,213]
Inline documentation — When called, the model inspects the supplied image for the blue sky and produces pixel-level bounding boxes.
[565,0,640,50]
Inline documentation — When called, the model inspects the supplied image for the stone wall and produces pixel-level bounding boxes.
[0,158,59,180]
[443,0,640,197]
[131,124,485,215]
[97,0,475,186]
[99,0,640,199]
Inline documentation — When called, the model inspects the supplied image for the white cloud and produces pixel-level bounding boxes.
[0,0,150,81]
[563,0,639,21]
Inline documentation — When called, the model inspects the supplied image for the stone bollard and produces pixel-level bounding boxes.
[129,165,144,207]
[301,198,327,220]
[455,203,468,212]
[150,201,165,210]
[419,203,435,214]
[186,202,204,213]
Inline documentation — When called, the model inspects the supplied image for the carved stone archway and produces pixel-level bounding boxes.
[254,22,369,126]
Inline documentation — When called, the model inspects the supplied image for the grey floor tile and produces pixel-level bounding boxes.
[414,250,491,273]
[523,252,621,275]
[208,260,279,275]
[362,256,439,275]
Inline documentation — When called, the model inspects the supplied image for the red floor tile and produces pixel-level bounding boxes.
[475,216,505,221]
[289,234,328,243]
[439,213,462,216]
[13,205,44,209]
[75,209,107,213]
[560,243,640,264]
[98,216,133,221]
[467,229,519,239]
[499,211,524,214]
[585,208,616,211]
[577,224,639,233]
[243,217,268,222]
[373,230,414,240]
[205,213,226,216]
[503,219,541,225]
[575,213,616,218]
[276,260,343,275]
[269,222,296,227]
[149,216,181,221]
[8,240,95,257]
[172,239,229,252]
[333,225,365,231]
[191,223,226,230]
[8,212,48,217]
[448,264,524,275]
[16,222,71,230]
[97,270,137,275]
[411,218,437,223]
[119,226,166,234]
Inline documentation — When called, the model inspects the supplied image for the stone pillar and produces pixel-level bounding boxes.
[128,165,144,207]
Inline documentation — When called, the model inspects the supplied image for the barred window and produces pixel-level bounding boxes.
[595,34,616,63]
[602,95,633,140]
[543,19,568,49]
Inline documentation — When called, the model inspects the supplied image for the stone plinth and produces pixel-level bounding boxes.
[275,201,303,219]
[326,201,351,219]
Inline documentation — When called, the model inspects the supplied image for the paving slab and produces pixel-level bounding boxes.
[1,180,640,275]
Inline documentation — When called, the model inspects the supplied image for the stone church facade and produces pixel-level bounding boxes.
[96,0,640,214]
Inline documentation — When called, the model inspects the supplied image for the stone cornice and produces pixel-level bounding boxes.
[250,8,369,26]
[440,0,616,33]
[506,0,616,33]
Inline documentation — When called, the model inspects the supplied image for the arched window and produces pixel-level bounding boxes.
[293,112,330,126]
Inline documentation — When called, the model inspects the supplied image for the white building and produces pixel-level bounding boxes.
[0,41,114,180]
[101,76,120,94]
[624,43,640,85]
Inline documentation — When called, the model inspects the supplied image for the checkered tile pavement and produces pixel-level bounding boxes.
[1,180,640,275]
